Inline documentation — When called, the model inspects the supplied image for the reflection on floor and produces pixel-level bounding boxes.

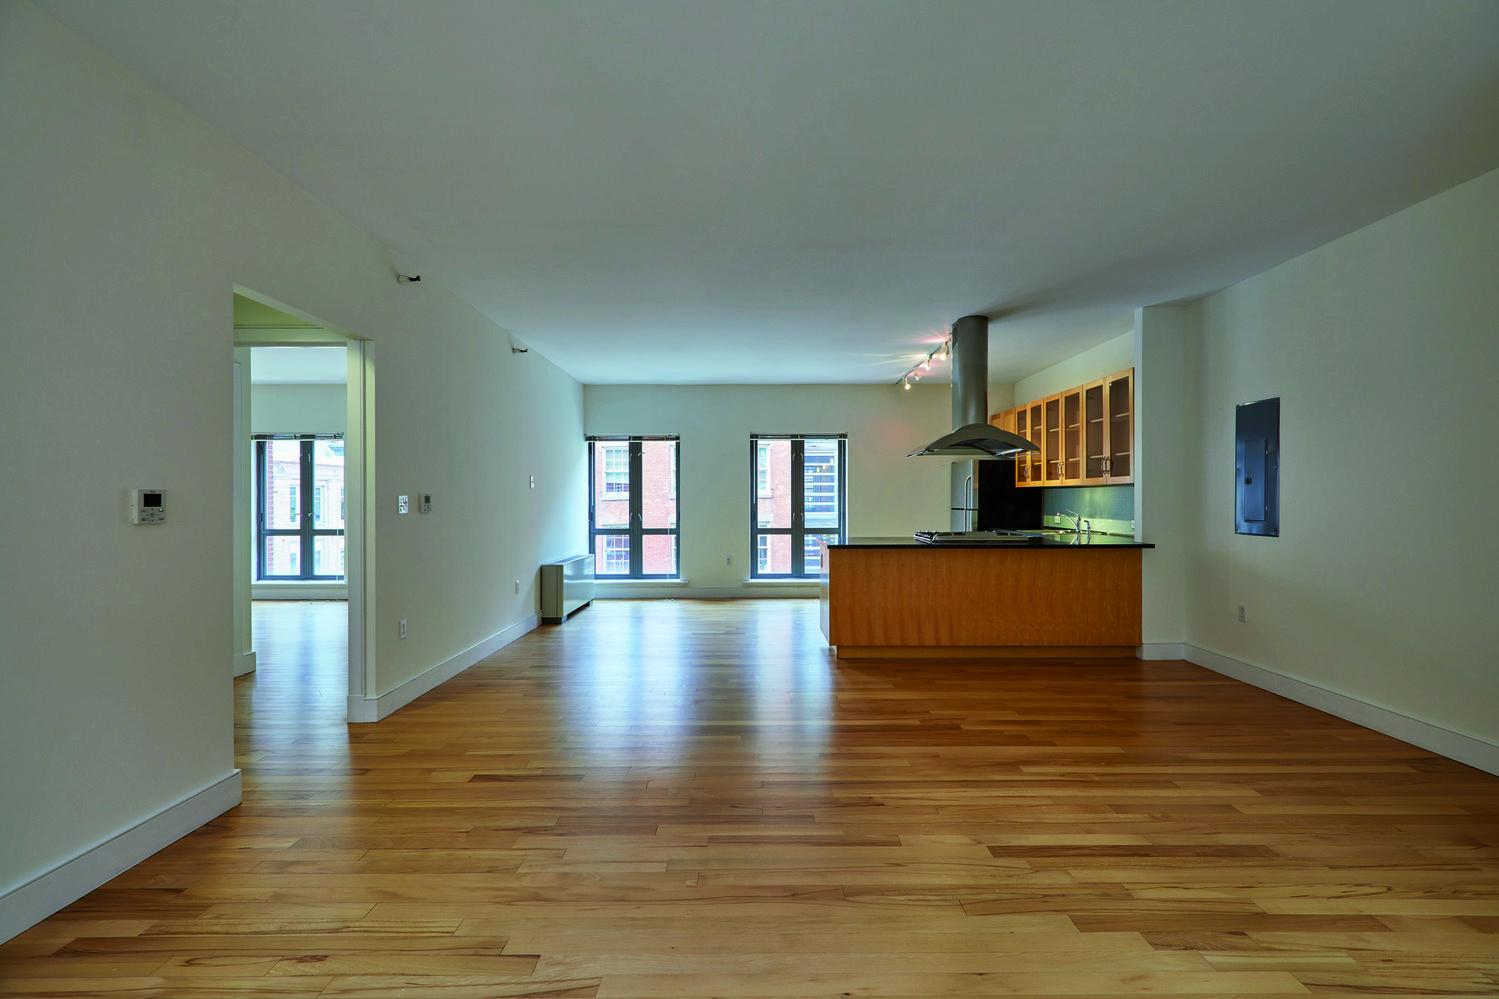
[245,599,347,724]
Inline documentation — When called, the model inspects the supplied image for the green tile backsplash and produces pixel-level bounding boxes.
[1041,486,1134,530]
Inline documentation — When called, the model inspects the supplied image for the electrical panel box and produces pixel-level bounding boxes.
[131,488,166,524]
[1235,397,1279,537]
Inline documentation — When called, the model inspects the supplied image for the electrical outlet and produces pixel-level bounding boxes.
[529,475,535,489]
[399,618,408,639]
[725,555,732,566]
[1237,604,1247,623]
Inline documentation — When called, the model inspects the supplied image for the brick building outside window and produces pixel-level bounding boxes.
[588,437,679,578]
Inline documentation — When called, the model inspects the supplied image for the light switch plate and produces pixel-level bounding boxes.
[420,494,432,514]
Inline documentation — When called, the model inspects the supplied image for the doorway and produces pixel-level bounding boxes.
[233,289,373,721]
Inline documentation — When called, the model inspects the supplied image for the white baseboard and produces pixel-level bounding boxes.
[0,770,241,944]
[1185,644,1499,777]
[1138,642,1185,660]
[233,650,257,677]
[347,614,539,723]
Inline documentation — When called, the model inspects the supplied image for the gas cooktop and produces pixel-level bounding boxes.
[912,530,1045,545]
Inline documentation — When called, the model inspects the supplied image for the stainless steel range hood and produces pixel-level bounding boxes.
[905,423,1035,458]
[907,315,1038,459]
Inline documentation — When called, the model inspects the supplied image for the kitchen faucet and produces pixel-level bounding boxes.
[1064,509,1091,535]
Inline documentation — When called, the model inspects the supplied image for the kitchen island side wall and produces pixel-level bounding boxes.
[821,539,1146,658]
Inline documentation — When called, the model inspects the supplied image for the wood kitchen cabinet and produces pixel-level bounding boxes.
[1061,386,1083,483]
[1103,368,1133,483]
[1082,368,1134,484]
[1005,400,1045,486]
[1083,379,1108,483]
[1015,367,1133,487]
[1042,393,1064,484]
[992,406,1044,487]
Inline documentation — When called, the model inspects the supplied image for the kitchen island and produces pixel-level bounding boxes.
[819,535,1154,659]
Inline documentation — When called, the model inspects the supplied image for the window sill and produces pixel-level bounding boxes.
[252,580,348,600]
[743,578,820,586]
[596,577,691,586]
[254,578,347,585]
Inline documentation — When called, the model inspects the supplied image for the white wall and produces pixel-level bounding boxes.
[1014,331,1134,405]
[986,381,1015,415]
[250,382,346,435]
[583,384,954,596]
[0,0,585,939]
[1135,307,1188,647]
[1183,167,1499,749]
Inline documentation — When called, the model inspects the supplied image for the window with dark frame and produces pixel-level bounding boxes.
[750,434,847,578]
[588,436,680,578]
[255,435,346,581]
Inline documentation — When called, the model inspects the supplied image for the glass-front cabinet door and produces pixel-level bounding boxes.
[1082,379,1107,483]
[1061,387,1083,483]
[1043,394,1064,484]
[1025,399,1046,486]
[1103,369,1134,484]
[1012,406,1032,485]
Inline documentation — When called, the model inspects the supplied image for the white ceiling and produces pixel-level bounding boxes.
[40,0,1499,385]
[249,347,348,385]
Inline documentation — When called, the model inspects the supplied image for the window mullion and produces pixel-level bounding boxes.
[255,440,267,580]
[790,439,805,576]
[628,440,644,577]
[300,440,316,580]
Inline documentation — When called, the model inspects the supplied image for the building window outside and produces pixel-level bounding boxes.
[603,535,630,574]
[255,435,346,581]
[588,436,680,578]
[750,434,847,578]
[602,445,628,494]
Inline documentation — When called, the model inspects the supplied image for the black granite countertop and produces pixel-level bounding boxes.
[832,534,1154,549]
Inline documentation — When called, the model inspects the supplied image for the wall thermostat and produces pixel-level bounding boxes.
[420,494,432,514]
[131,488,166,524]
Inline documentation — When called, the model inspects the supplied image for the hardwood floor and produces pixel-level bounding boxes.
[4,598,1497,997]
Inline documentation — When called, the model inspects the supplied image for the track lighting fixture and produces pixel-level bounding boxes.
[897,336,953,387]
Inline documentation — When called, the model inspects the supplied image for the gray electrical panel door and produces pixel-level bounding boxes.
[1235,397,1279,537]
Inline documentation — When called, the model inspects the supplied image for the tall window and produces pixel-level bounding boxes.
[588,436,679,578]
[256,435,345,580]
[750,434,847,578]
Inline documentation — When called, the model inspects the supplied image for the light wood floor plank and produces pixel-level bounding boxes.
[3,598,1496,999]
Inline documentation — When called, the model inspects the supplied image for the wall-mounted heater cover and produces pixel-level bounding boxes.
[541,553,595,623]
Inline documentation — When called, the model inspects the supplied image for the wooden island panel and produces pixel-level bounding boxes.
[821,546,1141,658]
